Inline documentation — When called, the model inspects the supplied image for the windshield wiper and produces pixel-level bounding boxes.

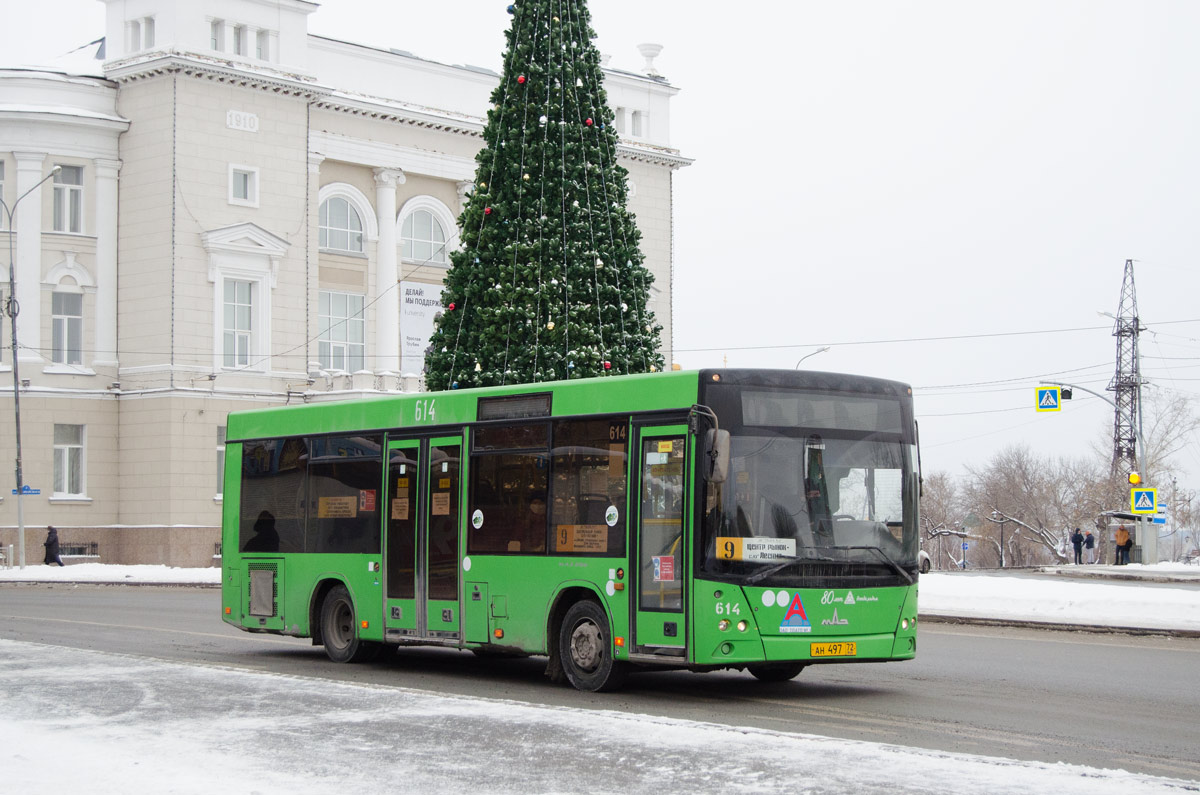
[743,550,838,585]
[742,546,914,586]
[844,546,915,585]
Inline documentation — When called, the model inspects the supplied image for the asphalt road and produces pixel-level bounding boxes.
[2,583,1198,780]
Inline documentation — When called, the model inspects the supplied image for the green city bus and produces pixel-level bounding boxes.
[221,368,920,691]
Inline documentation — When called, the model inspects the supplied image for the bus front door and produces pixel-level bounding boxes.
[631,424,689,658]
[384,436,463,643]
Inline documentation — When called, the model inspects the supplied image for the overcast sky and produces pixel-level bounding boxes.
[5,1,1199,492]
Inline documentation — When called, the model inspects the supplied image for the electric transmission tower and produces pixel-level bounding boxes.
[1105,258,1144,478]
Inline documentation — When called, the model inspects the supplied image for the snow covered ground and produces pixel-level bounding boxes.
[1,638,1196,794]
[2,561,1198,631]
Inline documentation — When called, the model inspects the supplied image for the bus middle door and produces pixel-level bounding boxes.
[631,424,689,659]
[384,439,420,639]
[423,436,463,641]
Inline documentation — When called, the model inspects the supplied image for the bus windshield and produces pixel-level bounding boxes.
[699,387,919,587]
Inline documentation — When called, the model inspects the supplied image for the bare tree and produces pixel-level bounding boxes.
[920,471,967,570]
[963,445,1108,565]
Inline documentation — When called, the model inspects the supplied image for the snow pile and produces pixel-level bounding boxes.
[919,570,1200,631]
[0,562,221,584]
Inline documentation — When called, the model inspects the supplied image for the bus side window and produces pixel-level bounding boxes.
[550,417,628,556]
[468,424,549,555]
[240,438,307,554]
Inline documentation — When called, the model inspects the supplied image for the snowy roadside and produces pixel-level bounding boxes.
[0,638,1194,795]
[2,562,1199,633]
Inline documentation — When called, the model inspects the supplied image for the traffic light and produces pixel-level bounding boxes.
[1061,388,1072,400]
[1128,472,1141,485]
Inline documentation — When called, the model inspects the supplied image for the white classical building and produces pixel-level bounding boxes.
[0,0,687,566]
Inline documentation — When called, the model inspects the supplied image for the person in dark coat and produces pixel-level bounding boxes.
[43,526,64,566]
[1070,528,1084,564]
[1084,530,1096,564]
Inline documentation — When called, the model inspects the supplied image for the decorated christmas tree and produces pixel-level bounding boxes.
[423,0,664,390]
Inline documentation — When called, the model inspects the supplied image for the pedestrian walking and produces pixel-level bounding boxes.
[1084,530,1096,564]
[1114,525,1131,565]
[43,526,64,567]
[1070,528,1084,564]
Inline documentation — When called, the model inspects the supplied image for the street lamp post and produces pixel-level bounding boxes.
[991,510,1005,568]
[3,165,61,569]
[795,346,831,369]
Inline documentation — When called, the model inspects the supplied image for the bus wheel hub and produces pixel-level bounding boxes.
[570,621,602,671]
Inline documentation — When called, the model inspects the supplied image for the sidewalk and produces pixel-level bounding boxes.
[1038,563,1200,585]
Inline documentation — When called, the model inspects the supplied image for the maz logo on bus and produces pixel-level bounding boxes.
[414,399,437,423]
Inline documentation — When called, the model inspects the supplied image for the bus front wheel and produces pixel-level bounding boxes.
[559,600,627,692]
[320,584,379,664]
[747,662,806,682]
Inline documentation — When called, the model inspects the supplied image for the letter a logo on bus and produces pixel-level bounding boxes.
[1131,488,1157,514]
[780,593,812,634]
[1036,387,1060,412]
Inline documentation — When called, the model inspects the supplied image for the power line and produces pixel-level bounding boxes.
[674,317,1200,355]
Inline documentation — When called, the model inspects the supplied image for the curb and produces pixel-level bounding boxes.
[919,613,1200,639]
[1039,570,1200,586]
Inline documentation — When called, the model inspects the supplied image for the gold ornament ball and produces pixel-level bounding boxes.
[547,321,555,330]
[523,173,530,181]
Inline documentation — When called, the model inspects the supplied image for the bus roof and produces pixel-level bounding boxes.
[224,368,914,443]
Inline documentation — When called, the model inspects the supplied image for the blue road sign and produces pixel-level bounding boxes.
[11,485,40,495]
[962,542,969,550]
[1131,488,1157,514]
[1036,387,1061,412]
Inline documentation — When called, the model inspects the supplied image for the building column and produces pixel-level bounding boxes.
[13,152,48,365]
[456,180,474,214]
[373,167,404,374]
[93,158,121,371]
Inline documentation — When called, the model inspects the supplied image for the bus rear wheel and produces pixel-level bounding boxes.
[320,584,379,663]
[559,600,627,692]
[747,663,806,682]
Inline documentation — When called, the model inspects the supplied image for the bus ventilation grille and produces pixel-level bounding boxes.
[247,562,278,617]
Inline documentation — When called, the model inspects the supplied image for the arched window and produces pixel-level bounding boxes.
[402,208,448,265]
[319,196,364,253]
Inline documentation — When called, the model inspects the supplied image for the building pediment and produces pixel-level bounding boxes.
[201,222,290,257]
[202,223,290,288]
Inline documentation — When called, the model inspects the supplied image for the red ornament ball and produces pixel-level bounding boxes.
[603,361,612,370]
[484,206,493,215]
[517,75,526,84]
[448,302,456,311]
[586,118,594,126]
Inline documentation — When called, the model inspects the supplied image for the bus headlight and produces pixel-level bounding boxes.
[737,620,748,632]
[901,618,910,630]
[718,619,731,631]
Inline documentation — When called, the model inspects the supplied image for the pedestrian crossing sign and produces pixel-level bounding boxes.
[1131,488,1157,514]
[1036,387,1060,412]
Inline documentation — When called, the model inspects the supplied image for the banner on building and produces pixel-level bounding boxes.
[399,281,442,376]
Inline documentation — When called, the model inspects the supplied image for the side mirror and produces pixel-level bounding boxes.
[705,429,730,484]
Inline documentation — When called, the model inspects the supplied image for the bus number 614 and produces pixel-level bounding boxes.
[415,399,436,423]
